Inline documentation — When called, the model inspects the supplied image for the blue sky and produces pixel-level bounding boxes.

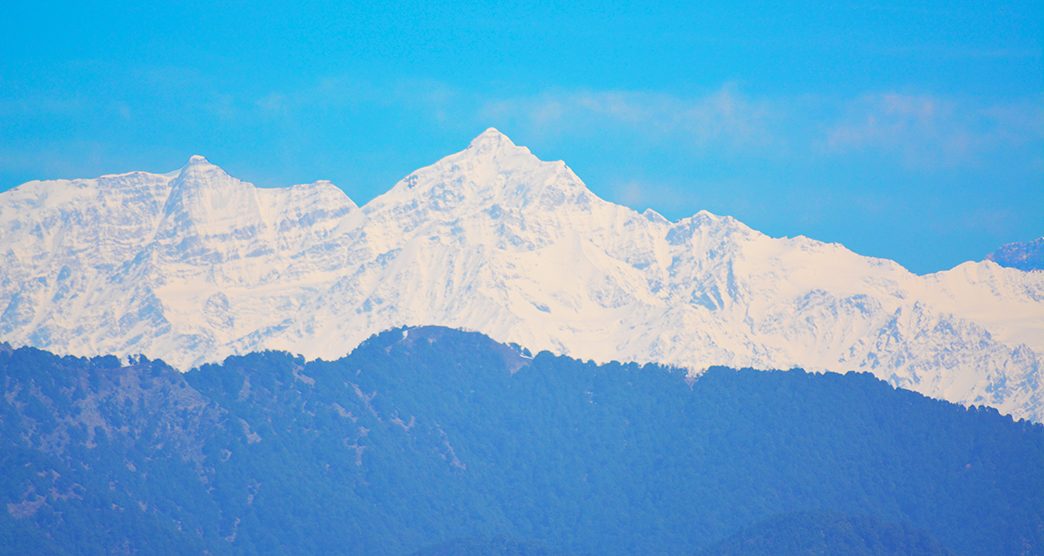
[1,1,1041,273]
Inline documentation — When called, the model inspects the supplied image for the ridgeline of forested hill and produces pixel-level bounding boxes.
[1,326,1042,555]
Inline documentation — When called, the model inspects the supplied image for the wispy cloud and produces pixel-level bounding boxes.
[480,85,778,150]
[609,179,699,212]
[472,86,1043,173]
[821,93,1044,168]
[5,69,1040,179]
[174,74,1040,175]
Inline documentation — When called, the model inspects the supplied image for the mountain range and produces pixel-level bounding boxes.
[1,129,1043,421]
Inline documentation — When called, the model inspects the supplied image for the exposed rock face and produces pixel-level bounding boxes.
[987,237,1044,271]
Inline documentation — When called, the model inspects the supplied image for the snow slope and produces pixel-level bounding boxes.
[2,129,1043,421]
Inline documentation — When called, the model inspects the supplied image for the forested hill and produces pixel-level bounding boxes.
[1,327,1042,555]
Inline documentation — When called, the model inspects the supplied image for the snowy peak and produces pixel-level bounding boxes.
[270,180,359,212]
[165,155,241,211]
[466,127,525,155]
[177,154,229,180]
[2,134,1044,424]
[151,157,360,265]
[371,129,599,221]
[256,180,358,239]
[163,156,357,225]
[161,156,259,231]
[186,154,212,166]
[642,208,670,225]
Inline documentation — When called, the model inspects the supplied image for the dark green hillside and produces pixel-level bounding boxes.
[1,328,1042,555]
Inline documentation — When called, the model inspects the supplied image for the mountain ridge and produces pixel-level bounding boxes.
[1,129,1043,422]
[2,326,1042,554]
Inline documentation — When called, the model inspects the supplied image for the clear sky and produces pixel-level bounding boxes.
[2,1,1041,273]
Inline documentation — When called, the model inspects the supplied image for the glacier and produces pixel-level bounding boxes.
[2,128,1043,421]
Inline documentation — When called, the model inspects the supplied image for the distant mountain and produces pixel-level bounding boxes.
[1,327,1042,555]
[987,237,1044,271]
[1,130,1043,421]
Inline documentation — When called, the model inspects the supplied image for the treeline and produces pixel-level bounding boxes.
[0,327,1042,555]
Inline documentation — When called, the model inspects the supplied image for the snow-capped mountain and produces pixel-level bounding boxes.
[988,237,1044,271]
[2,129,1043,421]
